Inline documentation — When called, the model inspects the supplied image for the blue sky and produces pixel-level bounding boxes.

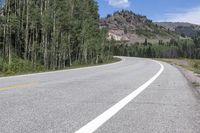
[97,0,200,25]
[0,0,199,24]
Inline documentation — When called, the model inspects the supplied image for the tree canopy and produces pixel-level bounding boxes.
[0,0,112,74]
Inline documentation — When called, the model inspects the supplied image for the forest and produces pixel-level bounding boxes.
[111,36,200,59]
[0,0,112,75]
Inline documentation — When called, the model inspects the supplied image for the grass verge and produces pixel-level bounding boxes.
[0,57,121,77]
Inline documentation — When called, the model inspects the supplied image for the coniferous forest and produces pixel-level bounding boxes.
[0,0,112,75]
[111,37,200,59]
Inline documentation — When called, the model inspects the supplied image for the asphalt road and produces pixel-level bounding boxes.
[0,57,199,133]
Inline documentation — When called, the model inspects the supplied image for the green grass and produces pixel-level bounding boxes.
[0,57,45,76]
[190,60,200,74]
[0,57,121,77]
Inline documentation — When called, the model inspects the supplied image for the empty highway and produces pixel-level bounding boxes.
[0,57,199,133]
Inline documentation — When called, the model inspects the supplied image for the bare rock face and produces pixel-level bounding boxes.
[100,10,179,43]
[108,29,129,41]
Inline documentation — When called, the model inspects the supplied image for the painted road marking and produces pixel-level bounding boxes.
[0,82,38,91]
[75,60,164,133]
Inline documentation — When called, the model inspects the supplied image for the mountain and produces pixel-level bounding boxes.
[155,22,200,37]
[100,10,179,43]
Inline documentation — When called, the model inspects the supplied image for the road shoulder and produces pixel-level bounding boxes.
[159,59,200,95]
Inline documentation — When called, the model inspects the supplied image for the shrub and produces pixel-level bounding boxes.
[0,58,3,71]
[0,57,45,76]
[193,62,199,68]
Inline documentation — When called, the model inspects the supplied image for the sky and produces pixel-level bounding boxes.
[0,0,199,25]
[97,0,200,25]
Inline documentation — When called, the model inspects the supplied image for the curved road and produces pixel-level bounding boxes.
[0,57,199,133]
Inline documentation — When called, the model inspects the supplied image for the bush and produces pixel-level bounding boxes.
[0,57,45,76]
[0,58,3,71]
[193,63,199,68]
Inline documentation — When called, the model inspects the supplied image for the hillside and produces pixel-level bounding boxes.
[100,10,180,43]
[155,22,200,37]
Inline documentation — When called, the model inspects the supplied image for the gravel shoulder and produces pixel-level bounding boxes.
[159,59,200,95]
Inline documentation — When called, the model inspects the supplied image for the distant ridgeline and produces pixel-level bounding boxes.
[155,22,200,37]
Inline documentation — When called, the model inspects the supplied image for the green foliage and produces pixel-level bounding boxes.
[0,0,113,75]
[111,38,199,59]
[192,60,200,73]
[186,59,200,74]
[0,57,45,76]
[193,62,199,68]
[0,57,3,72]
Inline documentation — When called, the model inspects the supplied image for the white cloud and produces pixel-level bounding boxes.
[107,0,130,8]
[160,6,200,25]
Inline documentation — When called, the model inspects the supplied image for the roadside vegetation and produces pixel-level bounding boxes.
[159,58,200,74]
[0,0,115,76]
[159,58,200,90]
[0,56,120,77]
[159,59,200,74]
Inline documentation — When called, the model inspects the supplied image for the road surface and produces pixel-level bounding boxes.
[0,57,199,133]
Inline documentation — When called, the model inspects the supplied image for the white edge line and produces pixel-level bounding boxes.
[75,60,164,133]
[0,56,125,80]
